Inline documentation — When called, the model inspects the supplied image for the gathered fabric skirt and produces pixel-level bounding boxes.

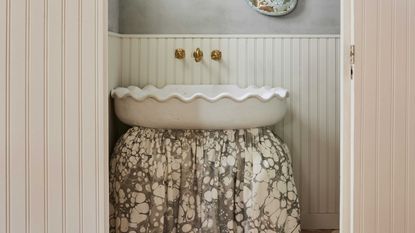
[110,127,300,233]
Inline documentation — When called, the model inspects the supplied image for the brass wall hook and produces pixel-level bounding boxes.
[211,50,222,61]
[175,48,185,59]
[193,48,203,62]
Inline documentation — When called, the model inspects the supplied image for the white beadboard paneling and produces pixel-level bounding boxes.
[65,0,81,232]
[264,38,273,86]
[108,34,123,150]
[237,39,246,87]
[0,1,108,233]
[165,39,175,85]
[121,38,130,86]
[108,36,122,91]
[300,38,310,214]
[29,1,47,232]
[350,0,415,232]
[9,1,27,233]
[228,38,238,84]
[308,38,319,214]
[255,38,264,86]
[408,1,415,230]
[408,1,415,231]
[0,1,8,232]
[246,39,255,86]
[182,38,192,84]
[376,0,393,231]
[334,38,340,213]
[109,33,341,229]
[130,39,139,86]
[391,1,408,232]
[318,38,328,212]
[157,38,166,87]
[81,0,100,232]
[327,38,337,213]
[291,38,301,198]
[210,38,220,84]
[48,1,64,232]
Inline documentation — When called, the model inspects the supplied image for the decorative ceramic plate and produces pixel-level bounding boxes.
[246,0,298,16]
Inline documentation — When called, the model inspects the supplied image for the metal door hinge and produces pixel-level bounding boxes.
[350,45,355,64]
[350,45,355,80]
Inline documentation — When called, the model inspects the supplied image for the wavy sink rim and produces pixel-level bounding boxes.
[111,85,289,103]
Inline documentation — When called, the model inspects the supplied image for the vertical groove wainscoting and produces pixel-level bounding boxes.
[350,0,415,232]
[108,33,341,229]
[108,34,123,150]
[0,1,108,233]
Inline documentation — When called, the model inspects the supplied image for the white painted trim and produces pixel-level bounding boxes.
[108,31,341,39]
[101,0,109,233]
[340,0,353,232]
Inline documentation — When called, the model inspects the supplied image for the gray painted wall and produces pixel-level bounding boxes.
[108,0,119,32]
[119,0,340,34]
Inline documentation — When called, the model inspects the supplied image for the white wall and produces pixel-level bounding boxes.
[109,33,341,229]
[0,0,108,233]
[108,35,124,150]
[108,0,119,32]
[119,0,340,34]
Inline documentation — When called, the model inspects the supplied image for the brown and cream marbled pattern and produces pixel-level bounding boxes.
[110,127,300,233]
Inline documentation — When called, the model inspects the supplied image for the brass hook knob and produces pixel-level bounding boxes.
[211,50,222,61]
[175,48,185,59]
[193,48,203,62]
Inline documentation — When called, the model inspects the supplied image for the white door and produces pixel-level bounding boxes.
[342,0,415,232]
[0,0,109,233]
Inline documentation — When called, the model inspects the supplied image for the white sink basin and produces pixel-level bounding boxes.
[111,85,289,129]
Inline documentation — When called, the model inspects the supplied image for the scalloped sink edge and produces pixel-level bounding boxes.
[111,85,289,103]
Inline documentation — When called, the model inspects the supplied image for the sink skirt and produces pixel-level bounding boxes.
[110,127,300,233]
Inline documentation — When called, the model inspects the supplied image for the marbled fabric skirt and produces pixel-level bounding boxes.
[110,127,300,233]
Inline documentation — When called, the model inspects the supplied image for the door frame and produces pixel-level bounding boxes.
[340,0,353,232]
[102,1,354,232]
